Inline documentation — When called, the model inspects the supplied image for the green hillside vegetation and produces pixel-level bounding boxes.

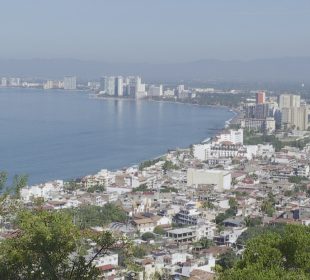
[219,224,310,280]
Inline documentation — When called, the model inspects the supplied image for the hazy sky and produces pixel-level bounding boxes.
[1,0,309,63]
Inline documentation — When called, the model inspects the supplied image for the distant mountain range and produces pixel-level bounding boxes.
[0,57,310,84]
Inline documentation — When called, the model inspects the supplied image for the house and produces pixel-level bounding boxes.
[132,218,155,233]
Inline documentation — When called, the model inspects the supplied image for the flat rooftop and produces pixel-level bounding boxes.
[167,228,195,235]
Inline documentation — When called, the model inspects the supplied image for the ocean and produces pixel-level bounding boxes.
[0,88,233,184]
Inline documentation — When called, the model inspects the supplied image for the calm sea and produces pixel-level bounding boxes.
[0,88,233,185]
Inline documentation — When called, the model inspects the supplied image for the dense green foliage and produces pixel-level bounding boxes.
[139,158,162,170]
[141,232,155,241]
[217,250,239,270]
[0,171,8,191]
[215,207,237,224]
[215,198,238,225]
[160,186,178,193]
[132,183,149,193]
[197,237,213,249]
[244,133,284,152]
[0,171,28,198]
[261,192,276,217]
[203,200,215,209]
[284,137,310,149]
[162,160,179,172]
[64,204,127,229]
[194,93,249,107]
[153,226,166,235]
[237,223,286,246]
[63,180,80,192]
[288,176,308,184]
[0,209,127,280]
[244,216,262,227]
[220,224,310,280]
[86,184,105,193]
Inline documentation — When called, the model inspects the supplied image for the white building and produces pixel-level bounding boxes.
[9,77,21,87]
[187,169,231,191]
[21,180,64,202]
[279,94,300,110]
[115,76,123,96]
[193,142,248,161]
[1,77,7,87]
[214,129,243,145]
[163,89,175,97]
[43,80,55,90]
[63,76,76,90]
[148,85,163,97]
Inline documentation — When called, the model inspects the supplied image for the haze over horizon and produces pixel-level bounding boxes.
[1,0,310,63]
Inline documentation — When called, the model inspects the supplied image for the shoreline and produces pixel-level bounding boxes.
[15,93,236,187]
[29,123,235,188]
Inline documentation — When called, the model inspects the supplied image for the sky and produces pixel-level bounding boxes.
[0,0,310,63]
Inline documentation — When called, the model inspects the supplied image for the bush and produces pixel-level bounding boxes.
[141,232,155,241]
[153,226,166,235]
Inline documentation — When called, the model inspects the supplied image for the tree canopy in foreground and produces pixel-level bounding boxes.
[219,224,310,280]
[0,209,129,280]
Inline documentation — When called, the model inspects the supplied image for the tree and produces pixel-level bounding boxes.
[162,160,178,173]
[64,204,127,229]
[141,232,155,241]
[64,180,80,192]
[11,174,28,198]
[261,199,275,217]
[231,177,238,186]
[198,237,213,249]
[0,171,8,191]
[229,197,238,211]
[203,200,215,209]
[219,224,310,280]
[153,226,166,235]
[132,183,149,193]
[0,209,129,280]
[86,184,105,193]
[244,217,262,227]
[217,250,239,270]
[288,176,306,184]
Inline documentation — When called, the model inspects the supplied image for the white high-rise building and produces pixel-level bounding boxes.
[279,94,308,130]
[115,76,123,96]
[177,85,185,93]
[99,76,114,95]
[105,76,115,96]
[282,106,308,130]
[1,77,7,87]
[9,77,21,87]
[126,76,146,98]
[63,76,77,90]
[43,80,54,90]
[279,94,300,110]
[127,76,137,97]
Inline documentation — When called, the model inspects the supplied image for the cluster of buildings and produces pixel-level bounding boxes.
[241,92,309,132]
[2,84,310,279]
[279,94,309,130]
[241,91,277,132]
[0,76,77,90]
[44,76,77,90]
[1,77,22,87]
[97,76,192,100]
[0,74,211,101]
[99,76,147,98]
[1,121,309,279]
